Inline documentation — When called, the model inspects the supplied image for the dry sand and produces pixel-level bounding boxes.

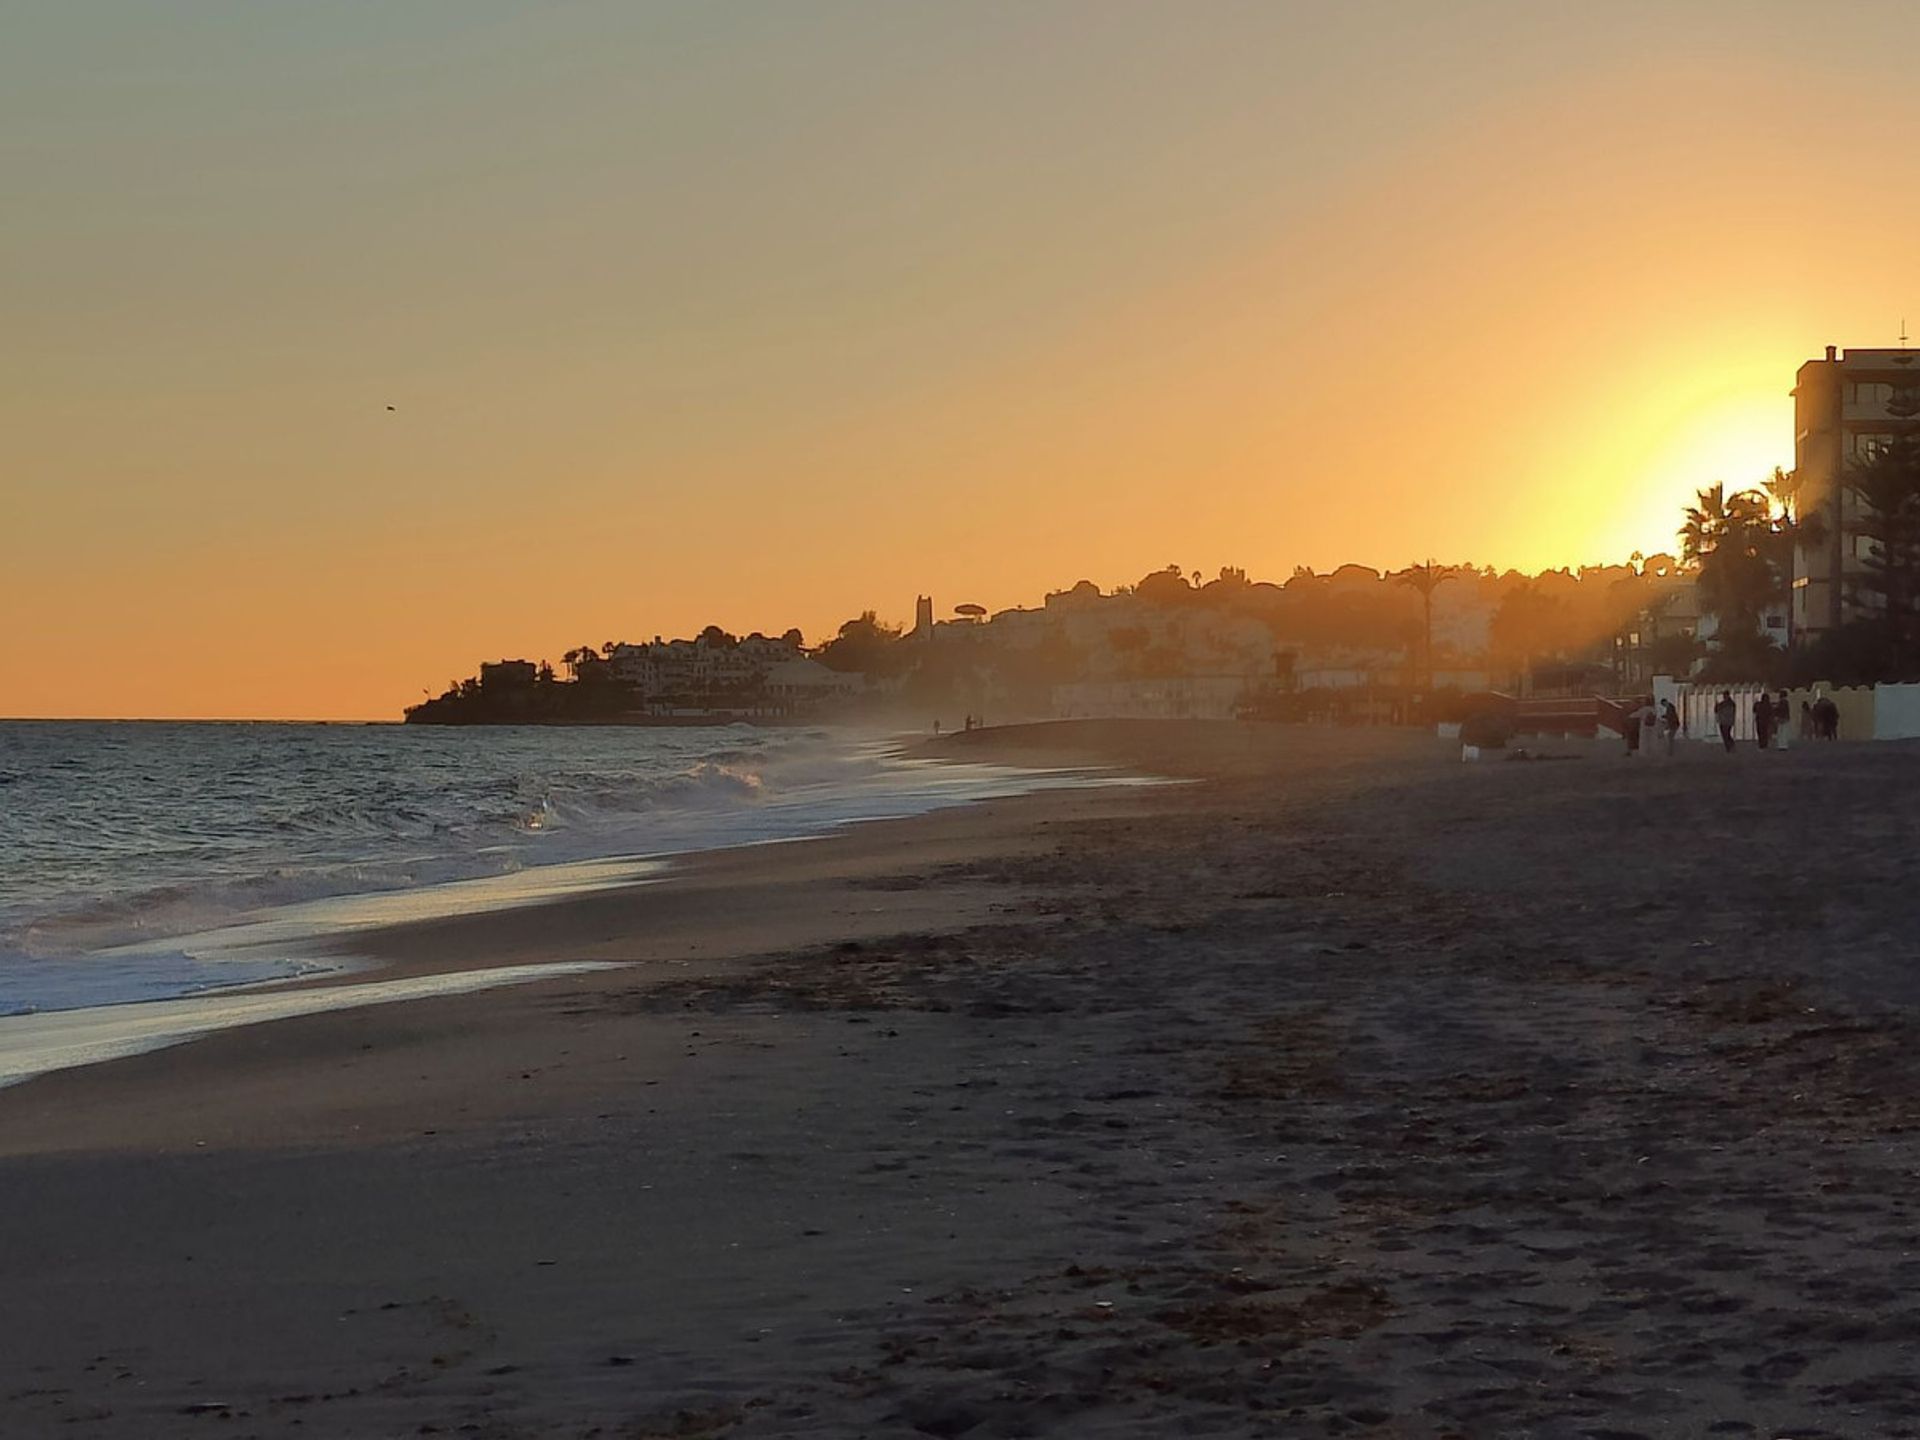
[6,720,1920,1437]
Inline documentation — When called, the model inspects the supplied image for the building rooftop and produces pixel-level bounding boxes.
[1802,345,1920,371]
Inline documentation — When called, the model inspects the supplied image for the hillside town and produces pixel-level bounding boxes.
[405,555,1698,726]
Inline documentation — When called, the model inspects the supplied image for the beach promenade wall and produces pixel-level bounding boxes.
[1871,682,1920,739]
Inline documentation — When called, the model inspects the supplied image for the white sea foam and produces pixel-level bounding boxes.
[0,722,1142,1021]
[0,962,629,1089]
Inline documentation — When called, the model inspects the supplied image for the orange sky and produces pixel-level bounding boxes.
[6,2,1918,719]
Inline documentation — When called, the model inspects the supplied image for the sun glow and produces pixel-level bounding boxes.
[1583,385,1794,566]
[8,5,1919,718]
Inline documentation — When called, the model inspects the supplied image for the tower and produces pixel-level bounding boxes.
[913,595,934,641]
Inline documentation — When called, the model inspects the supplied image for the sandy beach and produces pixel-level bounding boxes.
[7,720,1920,1437]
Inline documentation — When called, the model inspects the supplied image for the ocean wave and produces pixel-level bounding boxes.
[0,722,1109,1014]
[0,729,861,964]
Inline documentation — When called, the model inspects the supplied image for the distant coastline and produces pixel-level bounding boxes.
[404,562,1707,733]
[403,708,825,728]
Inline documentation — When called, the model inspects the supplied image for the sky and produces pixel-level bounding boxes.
[6,0,1920,719]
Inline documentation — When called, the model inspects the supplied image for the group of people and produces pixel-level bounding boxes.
[1626,698,1685,755]
[1707,689,1840,752]
[1803,694,1842,741]
[1625,689,1842,755]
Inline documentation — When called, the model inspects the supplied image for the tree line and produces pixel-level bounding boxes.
[1679,441,1920,686]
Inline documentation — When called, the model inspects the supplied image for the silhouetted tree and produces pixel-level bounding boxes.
[1134,565,1196,607]
[1680,482,1777,647]
[1395,561,1462,688]
[1646,630,1704,679]
[1699,628,1789,686]
[1489,583,1571,689]
[816,612,906,675]
[1844,437,1920,675]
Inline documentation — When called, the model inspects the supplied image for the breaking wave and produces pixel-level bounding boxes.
[0,722,1114,1015]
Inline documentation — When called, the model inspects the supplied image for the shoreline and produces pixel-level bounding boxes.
[12,719,1920,1435]
[0,719,1375,1135]
[0,725,1132,1024]
[0,721,1222,1159]
[0,721,1184,1095]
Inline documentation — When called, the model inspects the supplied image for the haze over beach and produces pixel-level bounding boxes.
[8,0,1920,720]
[21,5,1920,1438]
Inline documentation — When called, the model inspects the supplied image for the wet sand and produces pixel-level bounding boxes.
[6,721,1920,1437]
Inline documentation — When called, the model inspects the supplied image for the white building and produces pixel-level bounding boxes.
[763,657,863,701]
[609,634,804,699]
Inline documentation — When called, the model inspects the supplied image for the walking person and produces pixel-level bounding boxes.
[1773,690,1792,750]
[1815,694,1840,740]
[1752,692,1774,751]
[1661,698,1681,756]
[1638,699,1659,756]
[1715,691,1738,753]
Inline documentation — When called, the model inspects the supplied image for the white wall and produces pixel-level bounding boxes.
[1653,677,1775,743]
[1874,682,1920,740]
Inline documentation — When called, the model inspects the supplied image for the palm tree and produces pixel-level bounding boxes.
[1680,483,1777,644]
[1763,466,1800,523]
[1395,560,1461,689]
[1679,482,1766,561]
[1759,466,1826,648]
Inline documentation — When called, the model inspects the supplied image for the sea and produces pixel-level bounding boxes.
[0,721,1111,1022]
